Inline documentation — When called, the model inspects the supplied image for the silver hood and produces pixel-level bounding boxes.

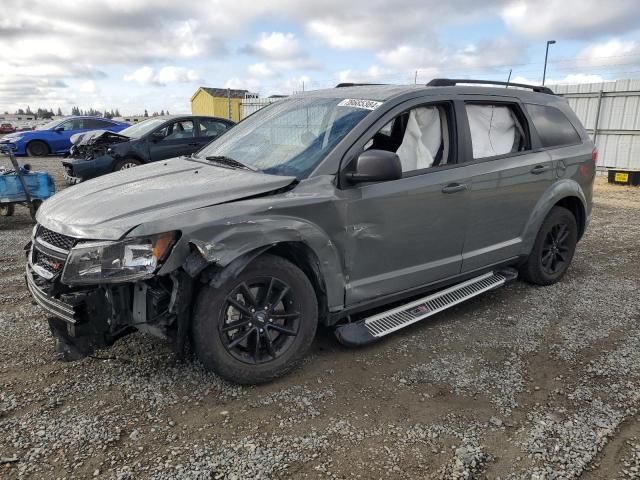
[37,157,296,239]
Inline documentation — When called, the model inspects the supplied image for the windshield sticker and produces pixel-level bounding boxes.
[337,99,383,110]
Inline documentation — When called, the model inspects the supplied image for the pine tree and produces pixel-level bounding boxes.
[57,107,62,116]
[144,109,149,117]
[160,109,165,116]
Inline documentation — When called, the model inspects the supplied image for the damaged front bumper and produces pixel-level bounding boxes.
[25,237,192,359]
[62,154,115,183]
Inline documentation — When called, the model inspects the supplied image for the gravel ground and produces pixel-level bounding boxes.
[1,157,639,479]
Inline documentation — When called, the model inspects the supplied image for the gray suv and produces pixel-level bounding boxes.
[26,79,595,384]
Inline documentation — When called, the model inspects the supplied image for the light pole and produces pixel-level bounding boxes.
[542,40,556,86]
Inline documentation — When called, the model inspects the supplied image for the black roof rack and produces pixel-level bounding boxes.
[335,83,387,88]
[427,78,554,95]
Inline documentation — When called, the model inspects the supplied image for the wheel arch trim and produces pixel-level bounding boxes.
[183,218,345,312]
[521,179,588,252]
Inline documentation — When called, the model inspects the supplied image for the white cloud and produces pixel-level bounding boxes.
[243,31,320,74]
[377,45,443,71]
[571,39,640,68]
[248,62,276,78]
[79,80,98,93]
[223,77,261,93]
[511,73,605,85]
[501,0,640,39]
[251,32,304,61]
[375,38,525,79]
[124,66,199,86]
[336,65,395,83]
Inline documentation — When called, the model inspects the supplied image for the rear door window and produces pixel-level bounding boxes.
[197,119,230,138]
[60,119,86,131]
[464,103,530,160]
[85,119,114,129]
[525,104,581,148]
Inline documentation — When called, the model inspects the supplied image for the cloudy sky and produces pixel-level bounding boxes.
[3,0,640,115]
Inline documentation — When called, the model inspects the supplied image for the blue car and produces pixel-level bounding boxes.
[0,116,129,157]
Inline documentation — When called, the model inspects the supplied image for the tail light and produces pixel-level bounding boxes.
[592,148,598,166]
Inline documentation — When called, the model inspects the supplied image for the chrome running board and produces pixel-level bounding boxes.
[335,269,516,346]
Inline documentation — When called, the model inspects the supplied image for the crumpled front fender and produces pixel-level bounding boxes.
[179,216,346,311]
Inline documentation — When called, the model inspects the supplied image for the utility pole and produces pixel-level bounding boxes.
[542,40,556,86]
[414,70,418,84]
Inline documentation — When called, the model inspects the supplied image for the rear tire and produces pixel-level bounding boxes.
[520,206,578,286]
[192,254,318,384]
[0,204,15,216]
[26,141,49,157]
[114,158,142,171]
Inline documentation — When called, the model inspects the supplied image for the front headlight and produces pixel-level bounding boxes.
[61,231,177,285]
[1,136,22,143]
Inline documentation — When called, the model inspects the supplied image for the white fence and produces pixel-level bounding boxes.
[240,96,284,120]
[553,79,640,171]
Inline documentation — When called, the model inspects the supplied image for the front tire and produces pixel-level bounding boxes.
[192,254,318,384]
[521,206,578,286]
[114,158,142,171]
[26,141,49,157]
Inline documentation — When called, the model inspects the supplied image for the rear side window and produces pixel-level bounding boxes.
[198,119,229,138]
[85,119,114,129]
[525,104,581,148]
[464,103,530,160]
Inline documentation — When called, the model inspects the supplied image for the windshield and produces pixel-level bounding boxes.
[196,96,375,178]
[120,118,167,139]
[38,119,62,130]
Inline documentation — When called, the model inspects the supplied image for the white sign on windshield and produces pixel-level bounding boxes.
[337,99,383,110]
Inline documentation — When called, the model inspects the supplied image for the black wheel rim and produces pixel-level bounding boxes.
[31,143,46,156]
[220,277,300,365]
[541,222,571,275]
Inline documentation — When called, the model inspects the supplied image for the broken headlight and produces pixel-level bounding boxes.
[61,232,177,285]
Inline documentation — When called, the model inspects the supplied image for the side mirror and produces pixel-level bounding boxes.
[150,131,165,142]
[54,126,64,132]
[345,149,402,184]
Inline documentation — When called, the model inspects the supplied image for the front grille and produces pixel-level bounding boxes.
[33,249,65,276]
[36,225,76,251]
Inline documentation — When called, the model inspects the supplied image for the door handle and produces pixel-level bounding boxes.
[441,183,467,194]
[188,142,199,146]
[530,165,551,174]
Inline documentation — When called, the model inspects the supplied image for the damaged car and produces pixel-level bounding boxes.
[27,79,595,384]
[62,115,235,184]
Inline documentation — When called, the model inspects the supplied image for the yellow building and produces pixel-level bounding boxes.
[190,87,248,123]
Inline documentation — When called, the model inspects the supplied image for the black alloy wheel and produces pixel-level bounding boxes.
[540,223,571,275]
[192,254,318,384]
[221,277,300,364]
[521,206,578,286]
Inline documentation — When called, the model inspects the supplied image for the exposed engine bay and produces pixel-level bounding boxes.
[67,130,130,160]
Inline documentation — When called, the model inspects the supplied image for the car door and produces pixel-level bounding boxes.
[194,118,232,149]
[50,118,87,153]
[457,97,556,272]
[148,119,198,161]
[342,99,472,305]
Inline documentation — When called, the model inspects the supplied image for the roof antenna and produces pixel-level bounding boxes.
[505,69,512,89]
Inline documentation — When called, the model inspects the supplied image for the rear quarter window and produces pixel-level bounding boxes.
[525,104,581,148]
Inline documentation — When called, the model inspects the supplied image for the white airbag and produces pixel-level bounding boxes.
[396,107,441,171]
[466,105,516,159]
